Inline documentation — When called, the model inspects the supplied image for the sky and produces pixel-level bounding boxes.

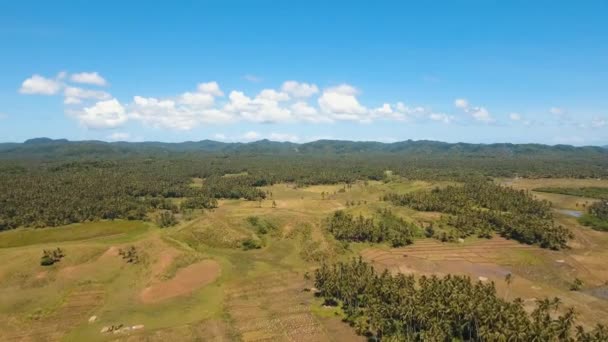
[1,1,607,145]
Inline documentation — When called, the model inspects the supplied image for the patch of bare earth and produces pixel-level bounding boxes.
[361,237,608,328]
[225,272,336,342]
[140,259,220,304]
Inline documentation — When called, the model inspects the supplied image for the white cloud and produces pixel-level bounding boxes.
[470,107,493,122]
[70,72,107,86]
[454,98,494,123]
[63,86,111,104]
[291,101,330,123]
[196,81,223,96]
[107,132,131,141]
[19,74,62,95]
[429,113,454,124]
[509,113,521,121]
[281,81,319,98]
[178,82,223,107]
[454,98,469,109]
[130,96,200,130]
[73,98,127,129]
[0,113,7,119]
[224,90,292,123]
[258,89,290,102]
[178,92,215,107]
[22,72,522,130]
[318,84,367,121]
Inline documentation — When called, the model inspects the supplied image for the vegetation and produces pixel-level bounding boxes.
[40,248,64,266]
[385,181,572,249]
[314,258,607,341]
[118,246,140,264]
[156,211,178,228]
[2,139,608,230]
[241,238,262,250]
[570,278,584,291]
[534,187,608,200]
[579,201,608,231]
[326,209,418,247]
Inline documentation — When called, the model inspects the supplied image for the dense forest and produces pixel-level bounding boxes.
[314,258,608,341]
[325,209,419,247]
[1,138,608,231]
[384,182,572,249]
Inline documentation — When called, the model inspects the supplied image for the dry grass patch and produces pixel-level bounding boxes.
[140,259,221,304]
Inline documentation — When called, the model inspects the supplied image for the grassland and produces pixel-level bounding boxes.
[1,177,607,340]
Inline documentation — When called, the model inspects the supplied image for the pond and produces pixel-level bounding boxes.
[555,209,583,218]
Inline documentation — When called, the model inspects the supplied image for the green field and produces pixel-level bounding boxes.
[1,178,608,341]
[533,186,608,200]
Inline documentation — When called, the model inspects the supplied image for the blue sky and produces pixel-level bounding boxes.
[1,1,606,145]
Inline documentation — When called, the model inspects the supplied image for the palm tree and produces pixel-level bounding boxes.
[504,273,513,300]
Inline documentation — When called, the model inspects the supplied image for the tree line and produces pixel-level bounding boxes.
[326,209,419,247]
[314,258,608,341]
[384,181,572,249]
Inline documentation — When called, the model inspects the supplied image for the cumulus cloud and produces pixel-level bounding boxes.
[129,96,232,131]
[23,72,532,131]
[454,98,494,123]
[197,81,224,96]
[258,89,290,102]
[429,113,454,124]
[64,86,111,104]
[550,107,565,115]
[19,74,62,95]
[282,81,319,98]
[178,92,215,107]
[70,72,107,86]
[72,98,127,129]
[318,84,367,121]
[454,98,469,109]
[223,90,292,123]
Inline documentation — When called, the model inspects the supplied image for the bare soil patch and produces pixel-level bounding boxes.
[225,272,334,342]
[140,259,220,304]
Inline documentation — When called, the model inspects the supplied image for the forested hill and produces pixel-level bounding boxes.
[0,137,606,160]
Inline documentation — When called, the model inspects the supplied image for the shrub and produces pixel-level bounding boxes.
[241,238,262,250]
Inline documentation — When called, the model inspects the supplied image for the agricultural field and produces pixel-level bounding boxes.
[1,178,608,340]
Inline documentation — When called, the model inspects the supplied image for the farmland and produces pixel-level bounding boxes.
[1,175,608,340]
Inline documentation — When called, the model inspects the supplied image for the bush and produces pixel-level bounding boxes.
[241,238,262,250]
[579,213,608,232]
[40,255,55,266]
[570,278,584,291]
[157,211,178,228]
[40,248,64,266]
